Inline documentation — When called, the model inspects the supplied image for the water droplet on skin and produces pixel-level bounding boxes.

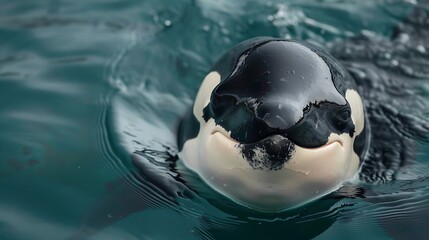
[357,71,366,79]
[164,20,171,27]
[417,45,426,53]
[398,33,410,43]
[384,53,391,59]
[391,59,399,66]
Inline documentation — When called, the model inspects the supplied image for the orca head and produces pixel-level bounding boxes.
[179,38,367,211]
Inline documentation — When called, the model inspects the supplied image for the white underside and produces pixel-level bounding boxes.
[179,71,365,212]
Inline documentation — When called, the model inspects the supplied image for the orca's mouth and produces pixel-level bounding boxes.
[211,128,344,171]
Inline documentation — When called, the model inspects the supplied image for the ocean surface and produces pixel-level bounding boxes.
[1,0,429,239]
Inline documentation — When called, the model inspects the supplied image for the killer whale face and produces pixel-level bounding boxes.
[178,38,368,212]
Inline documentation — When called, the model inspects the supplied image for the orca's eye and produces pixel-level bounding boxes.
[334,109,350,130]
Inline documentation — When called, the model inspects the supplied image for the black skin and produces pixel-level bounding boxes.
[177,39,356,148]
[204,39,354,145]
[179,38,367,170]
[72,1,429,239]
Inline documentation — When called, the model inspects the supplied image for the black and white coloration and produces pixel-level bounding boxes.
[178,38,369,211]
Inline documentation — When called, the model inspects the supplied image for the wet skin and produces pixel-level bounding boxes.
[179,38,368,171]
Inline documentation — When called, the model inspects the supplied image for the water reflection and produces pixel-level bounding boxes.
[0,0,428,239]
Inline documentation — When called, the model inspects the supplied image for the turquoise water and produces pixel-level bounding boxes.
[1,0,429,239]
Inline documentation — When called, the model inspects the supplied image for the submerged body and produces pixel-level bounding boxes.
[70,1,429,239]
[178,38,369,211]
